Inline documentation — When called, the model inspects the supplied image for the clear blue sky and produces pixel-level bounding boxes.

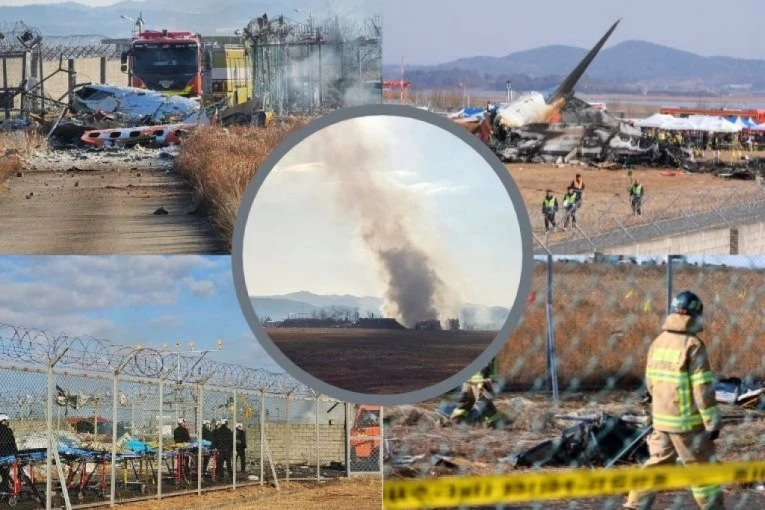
[383,0,765,64]
[244,115,523,308]
[0,256,283,373]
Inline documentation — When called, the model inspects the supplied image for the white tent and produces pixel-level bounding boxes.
[661,117,698,131]
[751,122,765,132]
[698,116,741,133]
[635,113,675,128]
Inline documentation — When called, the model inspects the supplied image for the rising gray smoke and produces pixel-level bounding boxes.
[281,116,457,327]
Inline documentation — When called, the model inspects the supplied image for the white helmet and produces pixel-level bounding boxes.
[236,423,243,429]
[177,418,185,424]
[202,420,211,425]
[220,418,228,425]
[0,414,8,422]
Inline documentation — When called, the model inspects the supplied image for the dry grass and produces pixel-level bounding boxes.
[0,131,43,190]
[500,263,765,389]
[385,392,765,479]
[108,478,380,510]
[175,119,309,250]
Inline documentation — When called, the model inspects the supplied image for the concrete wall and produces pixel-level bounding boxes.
[739,222,765,253]
[246,423,346,466]
[604,220,765,255]
[1,55,123,107]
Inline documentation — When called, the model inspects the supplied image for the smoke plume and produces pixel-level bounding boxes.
[281,116,458,327]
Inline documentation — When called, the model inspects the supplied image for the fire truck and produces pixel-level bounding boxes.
[120,30,253,107]
[121,29,204,97]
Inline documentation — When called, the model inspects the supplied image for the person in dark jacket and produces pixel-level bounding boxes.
[235,423,247,472]
[0,414,18,493]
[201,420,212,475]
[172,419,191,477]
[212,419,233,481]
[173,418,190,444]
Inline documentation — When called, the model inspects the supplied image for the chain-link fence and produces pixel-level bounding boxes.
[0,323,382,509]
[243,14,382,115]
[384,255,765,508]
[532,184,765,256]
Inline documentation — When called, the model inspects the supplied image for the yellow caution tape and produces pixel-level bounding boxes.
[383,461,765,509]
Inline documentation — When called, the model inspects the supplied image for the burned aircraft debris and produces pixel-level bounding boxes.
[501,413,651,469]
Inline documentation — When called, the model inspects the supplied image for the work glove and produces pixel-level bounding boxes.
[708,429,720,441]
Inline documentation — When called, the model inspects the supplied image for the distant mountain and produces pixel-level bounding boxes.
[250,297,318,322]
[384,40,765,93]
[0,0,379,38]
[251,291,510,328]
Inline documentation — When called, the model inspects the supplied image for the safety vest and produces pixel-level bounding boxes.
[543,197,556,209]
[631,184,643,195]
[563,194,576,207]
[571,179,584,190]
[645,314,721,433]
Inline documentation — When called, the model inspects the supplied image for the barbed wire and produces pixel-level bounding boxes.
[0,323,313,396]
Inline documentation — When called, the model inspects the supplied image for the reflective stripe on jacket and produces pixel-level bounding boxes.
[646,313,721,433]
[563,194,577,207]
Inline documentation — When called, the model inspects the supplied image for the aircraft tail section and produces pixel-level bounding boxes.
[547,19,620,105]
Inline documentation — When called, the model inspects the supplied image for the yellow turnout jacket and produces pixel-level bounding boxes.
[645,313,721,433]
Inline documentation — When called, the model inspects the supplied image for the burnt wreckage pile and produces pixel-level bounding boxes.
[489,97,660,166]
[488,98,765,176]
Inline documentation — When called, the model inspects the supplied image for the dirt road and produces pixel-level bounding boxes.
[0,148,226,254]
[90,478,381,510]
[268,328,496,394]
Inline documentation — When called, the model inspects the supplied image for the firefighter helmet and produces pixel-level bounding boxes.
[670,291,703,318]
[0,414,8,423]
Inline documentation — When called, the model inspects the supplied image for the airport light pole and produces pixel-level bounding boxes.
[506,80,512,103]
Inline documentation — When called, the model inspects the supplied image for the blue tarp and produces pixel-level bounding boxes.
[461,107,485,117]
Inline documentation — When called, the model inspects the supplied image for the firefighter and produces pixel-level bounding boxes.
[451,364,497,425]
[0,414,18,494]
[629,180,645,216]
[569,173,585,205]
[624,291,724,510]
[235,423,247,473]
[542,189,558,233]
[212,419,233,481]
[562,186,578,230]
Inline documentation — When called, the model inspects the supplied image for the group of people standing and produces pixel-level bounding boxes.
[173,418,248,481]
[541,173,586,233]
[541,173,647,233]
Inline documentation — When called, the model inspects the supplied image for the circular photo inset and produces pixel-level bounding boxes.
[232,105,532,406]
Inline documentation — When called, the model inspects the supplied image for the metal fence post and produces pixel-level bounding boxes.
[110,373,118,507]
[157,378,163,499]
[315,395,320,482]
[546,253,559,402]
[46,345,69,510]
[285,393,290,482]
[667,254,674,316]
[345,402,350,477]
[259,390,264,486]
[197,382,204,496]
[232,388,237,489]
[45,365,54,510]
[379,407,384,474]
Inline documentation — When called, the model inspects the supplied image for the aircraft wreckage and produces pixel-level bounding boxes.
[456,20,672,165]
[51,84,209,147]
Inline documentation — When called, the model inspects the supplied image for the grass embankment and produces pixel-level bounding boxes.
[175,120,309,250]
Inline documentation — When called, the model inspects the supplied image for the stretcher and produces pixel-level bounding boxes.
[0,450,45,507]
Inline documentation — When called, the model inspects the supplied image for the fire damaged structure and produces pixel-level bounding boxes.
[491,97,657,164]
